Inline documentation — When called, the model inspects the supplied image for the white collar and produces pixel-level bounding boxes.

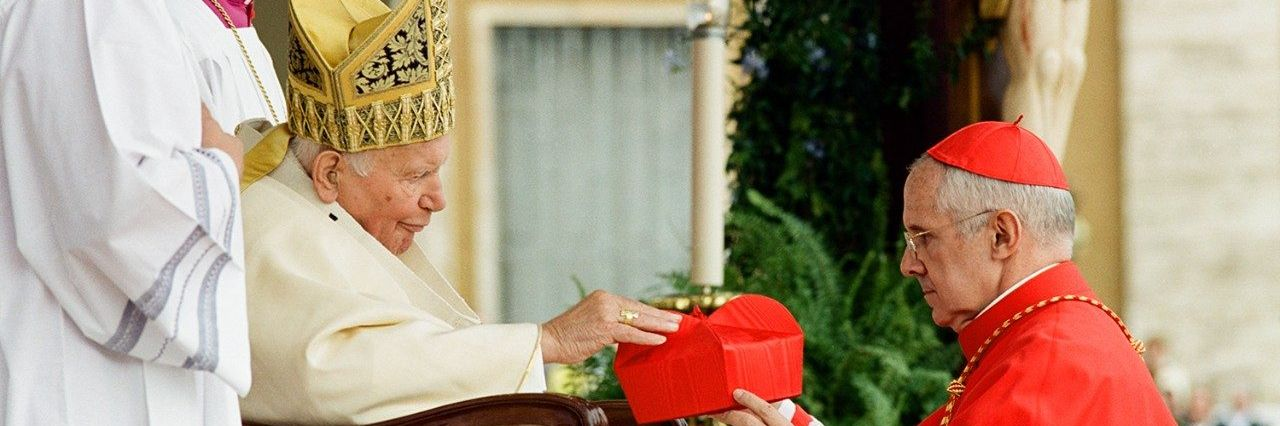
[974,262,1062,318]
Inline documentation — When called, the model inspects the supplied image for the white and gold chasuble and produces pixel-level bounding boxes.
[238,153,545,425]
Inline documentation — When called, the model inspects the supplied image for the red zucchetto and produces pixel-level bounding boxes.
[926,116,1069,190]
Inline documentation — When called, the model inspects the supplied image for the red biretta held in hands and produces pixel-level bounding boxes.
[615,295,804,423]
[926,116,1070,190]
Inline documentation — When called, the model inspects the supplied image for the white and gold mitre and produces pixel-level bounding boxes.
[286,0,454,152]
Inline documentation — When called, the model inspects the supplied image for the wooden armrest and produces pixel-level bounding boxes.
[243,394,689,426]
[367,393,608,426]
[593,400,688,426]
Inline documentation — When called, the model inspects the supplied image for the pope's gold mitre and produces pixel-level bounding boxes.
[286,0,454,152]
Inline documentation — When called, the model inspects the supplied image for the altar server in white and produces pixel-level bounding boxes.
[1,1,253,424]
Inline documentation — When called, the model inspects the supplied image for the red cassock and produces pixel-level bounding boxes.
[918,262,1175,425]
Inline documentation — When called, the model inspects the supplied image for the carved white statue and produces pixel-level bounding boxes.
[1000,0,1090,161]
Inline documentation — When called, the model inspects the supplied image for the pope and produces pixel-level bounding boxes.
[235,0,680,423]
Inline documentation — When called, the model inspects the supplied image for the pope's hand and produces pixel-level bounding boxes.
[200,104,244,174]
[539,290,681,364]
[710,389,790,426]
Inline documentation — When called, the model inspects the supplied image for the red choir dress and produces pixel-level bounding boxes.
[919,262,1175,425]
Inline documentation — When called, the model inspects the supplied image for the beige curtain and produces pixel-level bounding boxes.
[494,27,693,323]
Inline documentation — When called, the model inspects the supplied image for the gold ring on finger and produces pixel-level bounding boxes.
[618,309,640,326]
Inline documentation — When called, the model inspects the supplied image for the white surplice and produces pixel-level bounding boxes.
[165,0,287,134]
[0,1,273,424]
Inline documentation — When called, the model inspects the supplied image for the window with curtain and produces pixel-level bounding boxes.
[494,27,693,323]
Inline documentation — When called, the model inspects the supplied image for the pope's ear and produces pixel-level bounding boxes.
[991,209,1021,260]
[311,151,342,203]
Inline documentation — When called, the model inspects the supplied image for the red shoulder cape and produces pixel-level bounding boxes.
[919,262,1175,425]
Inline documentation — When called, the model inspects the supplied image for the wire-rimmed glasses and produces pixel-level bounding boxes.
[903,210,997,260]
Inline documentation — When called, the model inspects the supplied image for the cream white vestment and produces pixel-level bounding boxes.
[0,1,263,425]
[239,152,545,425]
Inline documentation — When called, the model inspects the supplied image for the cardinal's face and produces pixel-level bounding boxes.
[899,162,1001,332]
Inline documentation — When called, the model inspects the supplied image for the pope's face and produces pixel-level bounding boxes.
[337,137,450,255]
[899,164,999,332]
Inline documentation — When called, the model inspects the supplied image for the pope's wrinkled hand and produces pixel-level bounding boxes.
[539,290,682,364]
[710,389,790,426]
[200,103,244,174]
